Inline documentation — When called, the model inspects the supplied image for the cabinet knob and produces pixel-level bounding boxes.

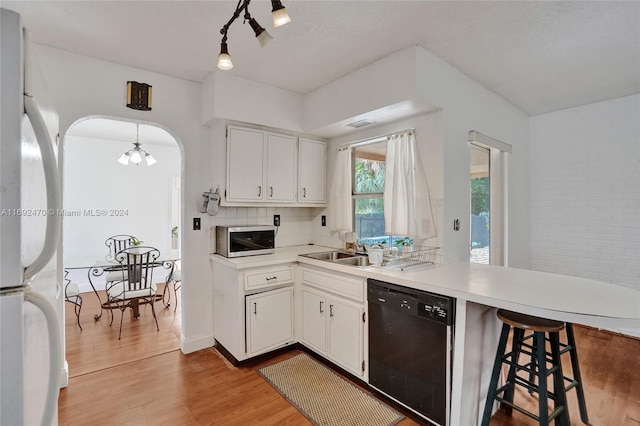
[319,301,324,313]
[253,302,257,315]
[329,304,334,317]
[270,186,273,197]
[302,188,306,198]
[258,186,262,197]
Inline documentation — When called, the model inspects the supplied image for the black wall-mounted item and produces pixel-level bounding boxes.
[126,81,152,111]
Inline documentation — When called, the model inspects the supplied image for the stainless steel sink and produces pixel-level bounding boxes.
[302,251,358,261]
[301,250,371,267]
[334,256,371,267]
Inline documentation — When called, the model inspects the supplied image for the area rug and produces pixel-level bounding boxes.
[257,353,404,426]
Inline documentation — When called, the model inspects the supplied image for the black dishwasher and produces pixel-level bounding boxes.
[368,279,455,426]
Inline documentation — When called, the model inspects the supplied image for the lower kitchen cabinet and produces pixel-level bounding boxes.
[212,258,295,363]
[246,287,293,356]
[301,287,364,377]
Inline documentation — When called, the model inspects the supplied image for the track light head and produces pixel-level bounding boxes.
[217,0,290,71]
[271,0,291,27]
[248,17,273,47]
[217,41,233,70]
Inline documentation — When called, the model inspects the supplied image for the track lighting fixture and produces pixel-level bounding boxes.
[217,0,291,71]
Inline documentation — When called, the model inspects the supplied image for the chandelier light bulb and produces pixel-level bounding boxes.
[145,153,157,166]
[130,150,142,164]
[117,152,130,165]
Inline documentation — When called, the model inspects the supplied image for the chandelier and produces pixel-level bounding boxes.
[117,123,157,166]
[217,0,291,70]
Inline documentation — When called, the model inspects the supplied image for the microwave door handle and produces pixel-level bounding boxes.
[23,94,61,281]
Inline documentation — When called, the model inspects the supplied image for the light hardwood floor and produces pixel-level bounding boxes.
[61,288,640,425]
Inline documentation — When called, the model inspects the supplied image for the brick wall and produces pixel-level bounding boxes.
[529,94,639,291]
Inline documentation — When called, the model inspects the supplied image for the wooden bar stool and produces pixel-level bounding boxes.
[527,322,589,424]
[481,309,571,426]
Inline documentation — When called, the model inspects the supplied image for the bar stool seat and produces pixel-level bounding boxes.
[481,309,573,426]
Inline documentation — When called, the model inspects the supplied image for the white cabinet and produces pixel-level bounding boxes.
[298,138,326,203]
[246,287,293,356]
[224,126,326,206]
[212,258,294,363]
[302,289,327,353]
[227,126,264,201]
[327,297,364,375]
[266,133,296,202]
[226,126,296,203]
[300,269,366,377]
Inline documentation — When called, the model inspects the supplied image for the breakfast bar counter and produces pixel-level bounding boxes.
[212,246,640,425]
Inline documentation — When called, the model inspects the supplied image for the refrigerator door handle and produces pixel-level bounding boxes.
[24,289,62,426]
[23,94,61,281]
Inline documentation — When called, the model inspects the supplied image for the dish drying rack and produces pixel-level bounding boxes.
[382,246,439,271]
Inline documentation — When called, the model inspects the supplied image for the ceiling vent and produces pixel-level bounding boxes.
[346,119,375,129]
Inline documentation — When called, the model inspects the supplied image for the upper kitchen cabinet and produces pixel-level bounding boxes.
[266,133,296,202]
[227,126,265,201]
[223,126,326,207]
[298,139,326,204]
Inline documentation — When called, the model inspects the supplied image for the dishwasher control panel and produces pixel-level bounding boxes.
[367,279,455,326]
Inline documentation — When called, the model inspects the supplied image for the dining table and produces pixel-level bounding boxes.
[65,258,178,320]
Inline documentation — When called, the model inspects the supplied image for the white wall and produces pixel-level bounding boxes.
[303,46,531,267]
[63,135,180,270]
[35,44,213,354]
[529,94,640,291]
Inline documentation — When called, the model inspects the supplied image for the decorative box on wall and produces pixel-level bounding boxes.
[222,125,326,207]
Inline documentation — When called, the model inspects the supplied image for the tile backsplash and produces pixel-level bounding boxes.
[207,206,342,253]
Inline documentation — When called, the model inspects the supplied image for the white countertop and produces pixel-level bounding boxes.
[210,245,640,330]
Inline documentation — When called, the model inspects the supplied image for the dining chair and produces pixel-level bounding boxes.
[105,246,160,339]
[104,234,137,262]
[64,271,83,330]
[162,260,181,312]
[104,234,138,285]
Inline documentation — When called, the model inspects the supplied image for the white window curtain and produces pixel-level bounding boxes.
[384,131,436,239]
[328,147,353,233]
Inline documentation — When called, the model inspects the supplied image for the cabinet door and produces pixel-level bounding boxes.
[266,133,296,202]
[301,289,327,353]
[298,139,326,203]
[227,127,265,201]
[327,298,364,376]
[246,287,293,356]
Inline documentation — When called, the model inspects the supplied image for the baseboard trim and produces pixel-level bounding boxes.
[60,360,69,388]
[181,333,214,354]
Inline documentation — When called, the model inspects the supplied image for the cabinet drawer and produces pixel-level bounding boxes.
[301,267,365,302]
[245,266,293,290]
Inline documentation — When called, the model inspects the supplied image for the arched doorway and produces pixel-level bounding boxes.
[62,116,183,375]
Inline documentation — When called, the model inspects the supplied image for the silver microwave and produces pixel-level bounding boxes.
[215,225,276,258]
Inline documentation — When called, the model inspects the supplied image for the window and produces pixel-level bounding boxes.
[352,141,408,247]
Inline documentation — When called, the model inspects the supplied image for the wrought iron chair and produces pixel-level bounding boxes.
[105,246,160,339]
[104,234,137,262]
[64,271,83,330]
[104,235,139,284]
[162,260,181,312]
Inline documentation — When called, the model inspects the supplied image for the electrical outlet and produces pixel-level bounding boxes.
[193,217,201,230]
[321,215,326,226]
[274,214,280,227]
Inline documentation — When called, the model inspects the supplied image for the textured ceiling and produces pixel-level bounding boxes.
[3,1,639,117]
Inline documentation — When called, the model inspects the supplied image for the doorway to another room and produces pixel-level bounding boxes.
[62,117,182,377]
[470,145,490,264]
[469,131,510,266]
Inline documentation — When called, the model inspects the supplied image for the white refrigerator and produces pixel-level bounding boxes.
[1,8,63,426]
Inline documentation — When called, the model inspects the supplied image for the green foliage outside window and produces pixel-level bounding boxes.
[471,177,489,215]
